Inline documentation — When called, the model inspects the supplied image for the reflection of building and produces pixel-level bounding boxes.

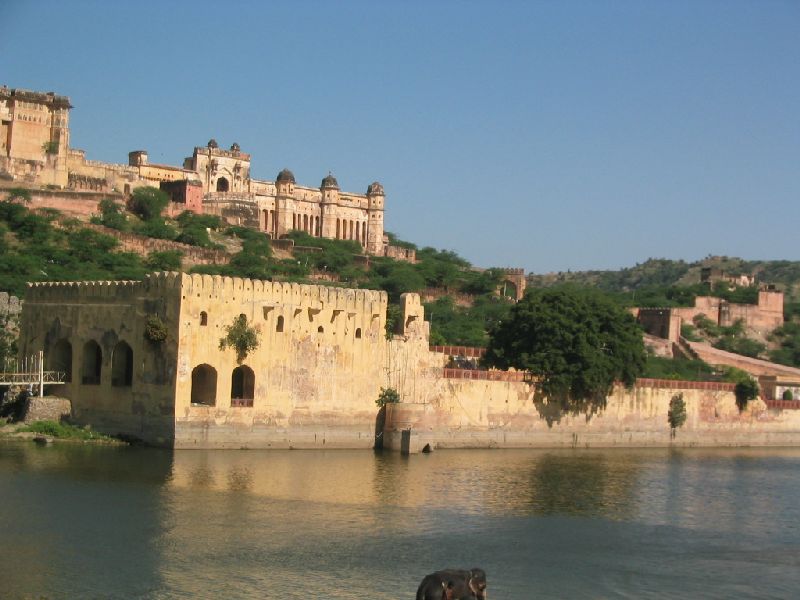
[1,85,390,256]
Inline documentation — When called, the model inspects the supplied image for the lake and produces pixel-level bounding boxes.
[1,442,799,599]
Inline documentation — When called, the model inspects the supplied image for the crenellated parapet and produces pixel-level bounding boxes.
[24,272,184,303]
[178,272,387,316]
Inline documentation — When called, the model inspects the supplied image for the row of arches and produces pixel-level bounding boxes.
[47,339,134,387]
[335,218,366,246]
[258,209,368,247]
[191,364,254,407]
[293,213,321,237]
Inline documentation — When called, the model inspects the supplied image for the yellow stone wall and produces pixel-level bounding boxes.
[173,274,390,448]
[384,380,800,451]
[19,273,800,450]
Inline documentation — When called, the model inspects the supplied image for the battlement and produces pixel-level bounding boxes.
[193,145,251,161]
[501,268,525,275]
[0,86,72,109]
[25,272,184,303]
[179,273,388,313]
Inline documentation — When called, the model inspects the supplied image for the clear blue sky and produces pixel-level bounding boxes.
[2,1,798,273]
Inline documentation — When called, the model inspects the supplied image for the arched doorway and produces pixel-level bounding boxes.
[111,341,134,387]
[230,365,255,405]
[500,280,518,300]
[81,340,102,385]
[48,339,72,382]
[216,177,229,192]
[191,364,217,406]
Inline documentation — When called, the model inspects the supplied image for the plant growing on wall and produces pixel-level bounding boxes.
[667,393,687,438]
[144,314,168,344]
[734,377,759,412]
[783,389,794,401]
[42,141,59,154]
[219,314,259,363]
[375,386,400,408]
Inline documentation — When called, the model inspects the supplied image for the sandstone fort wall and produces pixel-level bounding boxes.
[16,273,800,450]
[173,275,390,448]
[19,273,184,445]
[383,379,800,451]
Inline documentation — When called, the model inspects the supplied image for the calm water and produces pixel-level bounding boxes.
[1,443,800,599]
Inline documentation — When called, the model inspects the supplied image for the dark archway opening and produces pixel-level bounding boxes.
[216,177,229,192]
[191,364,217,406]
[81,340,102,385]
[111,341,134,387]
[48,339,72,383]
[231,365,255,406]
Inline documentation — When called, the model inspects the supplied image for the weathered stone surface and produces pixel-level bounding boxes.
[23,396,71,423]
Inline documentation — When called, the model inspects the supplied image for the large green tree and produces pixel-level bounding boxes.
[484,286,646,412]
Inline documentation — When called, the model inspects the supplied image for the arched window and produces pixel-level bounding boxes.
[81,340,102,385]
[111,341,134,387]
[355,328,362,339]
[276,315,284,333]
[231,365,255,405]
[200,311,208,326]
[191,364,217,406]
[216,177,229,192]
[336,219,340,239]
[317,326,324,334]
[48,339,72,383]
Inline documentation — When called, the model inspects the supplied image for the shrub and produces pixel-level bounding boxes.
[5,188,31,204]
[668,393,687,437]
[734,377,759,412]
[145,250,183,271]
[129,186,169,221]
[144,314,168,343]
[97,198,128,231]
[219,314,259,362]
[782,389,794,401]
[375,387,400,407]
[19,420,113,441]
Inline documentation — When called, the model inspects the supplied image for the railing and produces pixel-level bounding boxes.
[430,345,486,358]
[764,399,800,410]
[634,378,736,392]
[443,368,528,383]
[0,351,66,395]
[440,371,740,390]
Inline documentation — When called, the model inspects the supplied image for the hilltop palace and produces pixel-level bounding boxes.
[0,85,390,256]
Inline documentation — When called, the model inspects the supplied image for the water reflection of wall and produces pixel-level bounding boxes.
[0,444,173,598]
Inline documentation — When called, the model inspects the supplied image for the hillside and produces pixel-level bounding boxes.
[529,257,800,308]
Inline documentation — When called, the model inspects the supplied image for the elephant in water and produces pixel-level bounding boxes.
[416,568,488,600]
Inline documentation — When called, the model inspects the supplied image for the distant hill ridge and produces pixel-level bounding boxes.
[528,257,800,296]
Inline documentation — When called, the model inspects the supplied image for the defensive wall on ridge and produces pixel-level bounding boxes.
[82,223,230,266]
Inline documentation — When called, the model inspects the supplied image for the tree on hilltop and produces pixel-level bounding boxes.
[483,285,646,413]
[128,186,169,221]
